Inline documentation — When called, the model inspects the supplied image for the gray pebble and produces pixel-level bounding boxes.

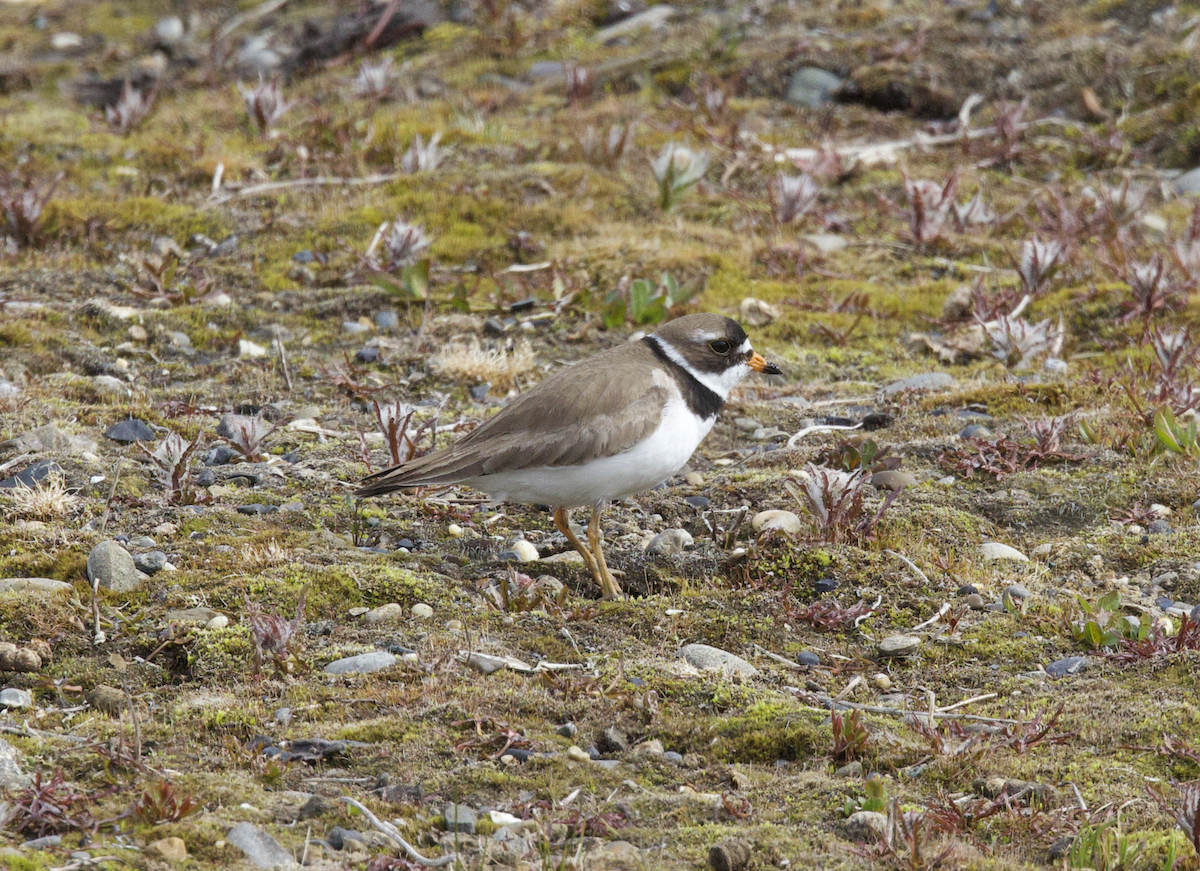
[87,540,146,592]
[843,810,887,842]
[0,688,32,709]
[1045,656,1087,677]
[374,310,399,330]
[1148,519,1173,535]
[323,652,397,675]
[681,643,758,677]
[959,424,993,438]
[878,635,922,657]
[646,528,693,556]
[128,536,156,548]
[444,802,477,834]
[1006,584,1031,600]
[226,822,296,868]
[785,66,844,108]
[556,722,577,738]
[134,551,168,575]
[883,372,957,396]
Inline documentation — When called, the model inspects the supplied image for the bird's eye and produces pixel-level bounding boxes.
[710,339,731,355]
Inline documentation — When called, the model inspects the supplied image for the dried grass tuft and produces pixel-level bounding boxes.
[431,340,535,389]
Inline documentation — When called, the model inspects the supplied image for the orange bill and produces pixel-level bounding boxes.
[748,352,783,376]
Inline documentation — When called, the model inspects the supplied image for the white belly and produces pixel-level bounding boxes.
[467,396,714,507]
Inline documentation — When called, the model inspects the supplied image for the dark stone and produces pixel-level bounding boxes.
[684,495,710,508]
[596,0,646,25]
[556,722,577,738]
[860,412,891,430]
[505,748,534,762]
[663,750,684,764]
[483,317,507,336]
[0,460,61,489]
[819,416,855,427]
[1045,656,1087,677]
[470,383,490,402]
[355,346,380,364]
[104,418,155,443]
[297,795,332,820]
[281,451,299,463]
[509,298,538,313]
[597,727,629,754]
[205,445,234,466]
[195,469,217,487]
[134,551,168,574]
[375,310,399,330]
[958,584,978,595]
[443,802,477,834]
[815,577,838,593]
[327,827,364,850]
[796,651,820,666]
[237,504,278,515]
[396,538,415,550]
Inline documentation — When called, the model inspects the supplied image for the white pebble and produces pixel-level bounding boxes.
[411,603,434,619]
[447,524,464,538]
[206,615,229,630]
[511,540,539,562]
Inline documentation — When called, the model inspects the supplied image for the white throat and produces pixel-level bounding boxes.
[650,335,750,401]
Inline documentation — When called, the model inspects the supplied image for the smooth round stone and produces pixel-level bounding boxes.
[785,66,844,108]
[739,297,778,327]
[355,346,380,364]
[447,524,464,538]
[411,603,434,619]
[343,322,369,335]
[733,416,762,433]
[566,745,591,763]
[965,593,986,609]
[815,577,838,594]
[645,528,693,556]
[872,672,893,690]
[870,470,917,491]
[663,750,684,765]
[364,603,403,624]
[1045,656,1087,677]
[206,615,229,630]
[883,372,957,396]
[1006,584,1032,600]
[323,652,397,675]
[87,540,144,592]
[374,310,399,330]
[680,643,758,677]
[0,577,72,596]
[237,504,277,516]
[684,495,710,509]
[556,722,577,738]
[0,688,32,709]
[878,634,922,657]
[1147,519,1173,535]
[843,811,887,843]
[981,542,1029,562]
[509,540,539,562]
[751,510,803,534]
[1044,358,1068,374]
[104,418,155,443]
[238,339,268,357]
[134,551,168,575]
[795,650,820,666]
[128,535,156,548]
[959,424,993,438]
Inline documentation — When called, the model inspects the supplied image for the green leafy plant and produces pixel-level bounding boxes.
[1069,591,1148,650]
[1153,405,1200,458]
[843,772,888,816]
[1067,819,1145,871]
[602,272,697,328]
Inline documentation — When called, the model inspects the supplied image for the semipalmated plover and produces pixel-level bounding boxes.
[356,313,782,598]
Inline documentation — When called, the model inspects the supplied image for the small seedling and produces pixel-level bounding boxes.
[141,431,208,505]
[786,463,903,544]
[238,75,293,137]
[831,707,869,761]
[221,414,277,463]
[771,173,821,226]
[903,171,958,245]
[400,132,444,173]
[353,57,395,97]
[105,81,157,134]
[0,171,62,248]
[131,780,200,825]
[651,142,710,211]
[1013,237,1063,296]
[245,588,308,677]
[603,272,696,328]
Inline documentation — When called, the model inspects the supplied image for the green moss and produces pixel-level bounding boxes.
[45,196,225,242]
[715,699,825,763]
[0,322,33,346]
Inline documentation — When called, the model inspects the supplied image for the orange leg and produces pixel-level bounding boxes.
[554,506,600,578]
[587,504,622,600]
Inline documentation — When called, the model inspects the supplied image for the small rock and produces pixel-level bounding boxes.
[238,504,277,516]
[170,331,192,349]
[0,688,32,709]
[567,745,591,763]
[510,540,539,562]
[0,737,27,789]
[941,284,974,320]
[795,650,820,666]
[0,577,73,596]
[444,802,477,834]
[801,233,848,253]
[355,346,379,363]
[959,423,993,438]
[1148,519,1173,535]
[239,339,269,358]
[597,727,628,754]
[786,66,844,108]
[87,540,145,592]
[148,837,188,863]
[871,673,892,690]
[883,373,957,396]
[90,685,126,715]
[1006,584,1031,600]
[965,593,986,610]
[733,416,762,432]
[1043,357,1068,375]
[878,635,921,657]
[681,643,758,677]
[646,528,693,555]
[739,297,778,327]
[593,4,674,41]
[1173,166,1200,194]
[104,418,155,443]
[323,652,397,675]
[843,810,887,843]
[814,577,838,594]
[0,460,62,490]
[226,821,296,868]
[134,551,167,575]
[684,495,710,509]
[447,523,464,538]
[92,375,129,398]
[206,615,229,630]
[870,470,916,491]
[411,603,434,619]
[1045,656,1087,677]
[751,510,803,535]
[834,760,864,778]
[981,542,1029,562]
[708,839,752,871]
[634,739,664,757]
[374,310,399,330]
[364,603,403,624]
[1032,543,1053,558]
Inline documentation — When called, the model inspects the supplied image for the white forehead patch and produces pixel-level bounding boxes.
[738,338,752,354]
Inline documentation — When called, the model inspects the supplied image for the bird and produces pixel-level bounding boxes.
[355,313,782,599]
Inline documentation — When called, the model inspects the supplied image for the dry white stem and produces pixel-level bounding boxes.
[340,798,455,867]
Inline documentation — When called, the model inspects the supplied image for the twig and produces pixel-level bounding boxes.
[98,458,123,534]
[797,690,1019,724]
[751,643,815,670]
[0,723,90,743]
[0,452,31,473]
[786,422,861,449]
[885,549,932,586]
[122,680,141,765]
[276,336,294,393]
[911,602,951,632]
[217,0,291,41]
[938,692,997,712]
[365,0,401,47]
[206,173,400,205]
[341,797,457,867]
